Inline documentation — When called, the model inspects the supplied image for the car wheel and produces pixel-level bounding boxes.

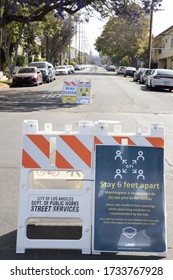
[146,82,149,89]
[150,84,154,90]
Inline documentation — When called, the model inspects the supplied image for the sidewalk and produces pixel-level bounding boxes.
[0,84,9,91]
[0,75,9,91]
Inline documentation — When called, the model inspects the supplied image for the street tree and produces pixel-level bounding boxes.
[0,1,163,28]
[35,13,75,64]
[1,22,24,76]
[95,3,150,66]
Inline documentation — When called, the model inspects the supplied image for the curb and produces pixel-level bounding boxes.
[0,84,10,91]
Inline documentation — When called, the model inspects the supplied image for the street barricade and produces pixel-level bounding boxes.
[16,120,93,254]
[62,80,78,103]
[62,79,92,104]
[77,80,92,104]
[16,120,166,256]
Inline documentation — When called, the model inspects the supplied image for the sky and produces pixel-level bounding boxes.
[152,0,173,36]
[84,0,173,54]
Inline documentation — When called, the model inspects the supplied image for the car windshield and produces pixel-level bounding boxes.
[157,70,173,76]
[57,66,66,69]
[18,68,36,73]
[30,63,46,68]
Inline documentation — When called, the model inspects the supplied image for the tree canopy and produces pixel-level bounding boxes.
[0,0,163,28]
[95,2,150,66]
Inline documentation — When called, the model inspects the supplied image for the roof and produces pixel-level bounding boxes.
[154,25,173,39]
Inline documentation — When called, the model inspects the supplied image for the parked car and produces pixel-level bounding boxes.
[124,67,136,77]
[55,65,68,75]
[106,65,116,72]
[133,68,148,82]
[117,66,126,75]
[11,67,43,86]
[67,65,75,74]
[74,65,82,70]
[29,61,52,83]
[146,68,173,91]
[139,69,152,84]
[48,63,56,81]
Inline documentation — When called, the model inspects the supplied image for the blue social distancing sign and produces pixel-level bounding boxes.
[93,145,166,253]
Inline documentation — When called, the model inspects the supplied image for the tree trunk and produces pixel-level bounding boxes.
[2,23,24,78]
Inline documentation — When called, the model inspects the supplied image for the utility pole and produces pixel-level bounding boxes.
[0,0,2,72]
[148,1,164,69]
[148,0,153,69]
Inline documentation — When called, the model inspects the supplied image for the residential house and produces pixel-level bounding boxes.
[152,25,173,69]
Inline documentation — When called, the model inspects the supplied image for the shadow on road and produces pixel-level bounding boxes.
[0,90,79,112]
[0,230,164,260]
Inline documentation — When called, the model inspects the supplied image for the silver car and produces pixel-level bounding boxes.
[139,69,152,84]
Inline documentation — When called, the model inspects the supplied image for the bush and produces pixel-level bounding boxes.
[16,55,26,66]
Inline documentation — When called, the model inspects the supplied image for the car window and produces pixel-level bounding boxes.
[18,68,36,73]
[30,63,46,68]
[57,66,66,69]
[157,70,173,75]
[151,69,155,74]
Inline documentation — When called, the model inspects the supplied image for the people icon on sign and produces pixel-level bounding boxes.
[114,150,122,160]
[137,151,145,161]
[137,169,145,180]
[114,169,122,179]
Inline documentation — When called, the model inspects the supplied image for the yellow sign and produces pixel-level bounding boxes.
[63,95,77,103]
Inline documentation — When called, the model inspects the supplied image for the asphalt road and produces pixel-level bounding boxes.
[0,67,173,260]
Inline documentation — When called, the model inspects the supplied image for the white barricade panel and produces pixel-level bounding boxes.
[16,121,93,254]
[17,120,166,256]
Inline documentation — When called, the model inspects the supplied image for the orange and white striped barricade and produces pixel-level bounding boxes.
[16,120,93,254]
[62,80,78,103]
[77,80,92,104]
[92,121,166,256]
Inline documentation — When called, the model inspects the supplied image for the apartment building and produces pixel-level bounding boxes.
[152,25,173,69]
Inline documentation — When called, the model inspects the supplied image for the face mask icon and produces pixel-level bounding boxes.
[122,227,137,238]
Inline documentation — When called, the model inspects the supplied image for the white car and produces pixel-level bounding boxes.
[55,66,68,75]
[66,65,75,74]
[117,66,126,75]
[139,69,152,84]
[146,69,173,91]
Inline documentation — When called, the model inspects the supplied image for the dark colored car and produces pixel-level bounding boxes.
[29,61,52,83]
[124,67,136,77]
[11,67,43,86]
[133,68,149,82]
[74,65,82,70]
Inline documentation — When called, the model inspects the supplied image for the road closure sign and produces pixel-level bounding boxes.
[62,80,77,103]
[62,80,92,104]
[93,145,166,253]
[77,80,92,104]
